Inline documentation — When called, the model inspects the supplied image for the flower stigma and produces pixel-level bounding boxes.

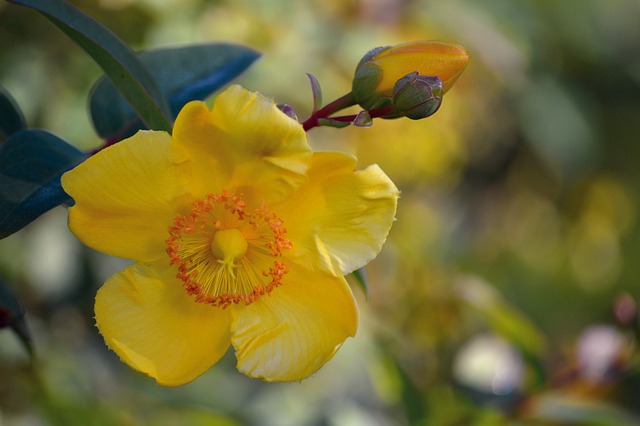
[166,191,292,308]
[211,228,248,278]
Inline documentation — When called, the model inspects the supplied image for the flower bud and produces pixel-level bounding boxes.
[352,40,468,110]
[387,72,443,120]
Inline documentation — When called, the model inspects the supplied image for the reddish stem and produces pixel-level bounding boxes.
[302,92,396,131]
[302,92,357,131]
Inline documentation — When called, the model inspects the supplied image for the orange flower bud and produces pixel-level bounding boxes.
[352,41,469,110]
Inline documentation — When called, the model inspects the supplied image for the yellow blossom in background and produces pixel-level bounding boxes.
[61,85,399,386]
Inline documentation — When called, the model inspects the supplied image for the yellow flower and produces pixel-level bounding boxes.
[61,85,399,385]
[353,40,469,110]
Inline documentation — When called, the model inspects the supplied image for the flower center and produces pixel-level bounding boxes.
[210,228,248,270]
[165,191,291,308]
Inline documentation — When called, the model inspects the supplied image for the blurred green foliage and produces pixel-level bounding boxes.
[3,0,640,424]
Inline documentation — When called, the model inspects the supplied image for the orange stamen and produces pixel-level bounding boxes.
[165,191,291,308]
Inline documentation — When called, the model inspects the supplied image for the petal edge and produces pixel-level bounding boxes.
[62,130,187,262]
[231,267,358,381]
[280,152,399,276]
[95,263,232,386]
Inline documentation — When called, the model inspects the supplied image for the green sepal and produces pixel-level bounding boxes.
[351,61,384,110]
[353,110,373,128]
[277,104,298,121]
[349,267,369,299]
[317,118,352,128]
[306,73,323,113]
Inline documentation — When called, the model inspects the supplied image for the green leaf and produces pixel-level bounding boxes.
[349,267,369,298]
[377,343,426,423]
[90,43,260,141]
[0,277,33,356]
[0,130,86,239]
[0,84,27,141]
[8,0,173,133]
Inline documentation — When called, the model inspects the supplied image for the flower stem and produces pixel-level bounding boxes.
[308,105,395,128]
[302,92,357,131]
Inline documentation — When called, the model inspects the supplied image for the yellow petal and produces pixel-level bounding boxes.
[231,266,358,381]
[278,152,399,276]
[172,85,312,202]
[95,262,232,386]
[61,131,188,262]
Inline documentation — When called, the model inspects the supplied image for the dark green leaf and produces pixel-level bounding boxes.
[90,43,261,141]
[0,85,27,141]
[0,277,33,356]
[349,267,369,299]
[8,0,172,133]
[0,130,86,239]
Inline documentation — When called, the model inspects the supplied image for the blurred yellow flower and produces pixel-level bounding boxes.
[353,40,469,109]
[61,85,399,386]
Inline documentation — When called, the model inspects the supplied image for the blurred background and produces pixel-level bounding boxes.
[2,0,640,424]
